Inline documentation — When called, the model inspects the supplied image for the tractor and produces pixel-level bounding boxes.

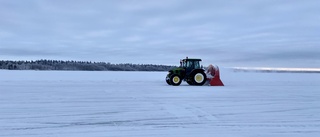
[166,58,207,86]
[166,57,224,86]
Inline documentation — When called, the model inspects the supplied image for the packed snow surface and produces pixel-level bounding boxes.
[1,69,320,137]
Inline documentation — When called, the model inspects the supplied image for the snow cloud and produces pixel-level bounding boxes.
[0,0,320,67]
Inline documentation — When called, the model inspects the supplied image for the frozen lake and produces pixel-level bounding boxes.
[1,69,320,137]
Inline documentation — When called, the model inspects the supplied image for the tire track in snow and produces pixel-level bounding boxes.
[155,103,220,126]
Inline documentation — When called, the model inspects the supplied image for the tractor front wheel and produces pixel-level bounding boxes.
[169,74,182,86]
[166,76,171,85]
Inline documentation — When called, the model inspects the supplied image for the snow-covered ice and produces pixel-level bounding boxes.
[1,69,320,137]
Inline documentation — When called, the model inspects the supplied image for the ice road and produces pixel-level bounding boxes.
[1,70,320,137]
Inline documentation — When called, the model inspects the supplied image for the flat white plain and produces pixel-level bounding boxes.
[1,69,320,137]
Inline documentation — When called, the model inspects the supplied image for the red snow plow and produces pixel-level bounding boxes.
[206,65,224,86]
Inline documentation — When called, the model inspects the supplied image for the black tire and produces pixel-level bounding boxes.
[166,77,171,85]
[190,71,207,86]
[169,74,182,86]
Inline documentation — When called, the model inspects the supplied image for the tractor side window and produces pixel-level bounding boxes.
[187,61,194,68]
[194,62,200,69]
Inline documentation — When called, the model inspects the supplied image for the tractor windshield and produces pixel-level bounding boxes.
[180,60,187,68]
[182,61,187,68]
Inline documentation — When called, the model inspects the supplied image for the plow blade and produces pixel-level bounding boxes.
[207,65,224,86]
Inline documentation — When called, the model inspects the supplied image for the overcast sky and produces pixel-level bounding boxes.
[0,0,319,67]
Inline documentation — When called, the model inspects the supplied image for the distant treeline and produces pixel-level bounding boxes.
[0,60,176,71]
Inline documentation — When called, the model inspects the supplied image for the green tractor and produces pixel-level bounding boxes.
[166,57,207,86]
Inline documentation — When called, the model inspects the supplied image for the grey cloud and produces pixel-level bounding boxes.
[0,47,60,56]
[0,0,320,67]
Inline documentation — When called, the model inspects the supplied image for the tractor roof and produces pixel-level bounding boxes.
[182,58,202,61]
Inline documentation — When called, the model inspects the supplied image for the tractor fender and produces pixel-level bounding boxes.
[188,69,205,76]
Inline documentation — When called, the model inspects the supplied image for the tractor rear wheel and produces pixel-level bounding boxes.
[191,71,207,86]
[169,74,182,86]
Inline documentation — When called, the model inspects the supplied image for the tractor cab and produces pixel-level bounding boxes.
[180,58,201,69]
[180,58,202,74]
